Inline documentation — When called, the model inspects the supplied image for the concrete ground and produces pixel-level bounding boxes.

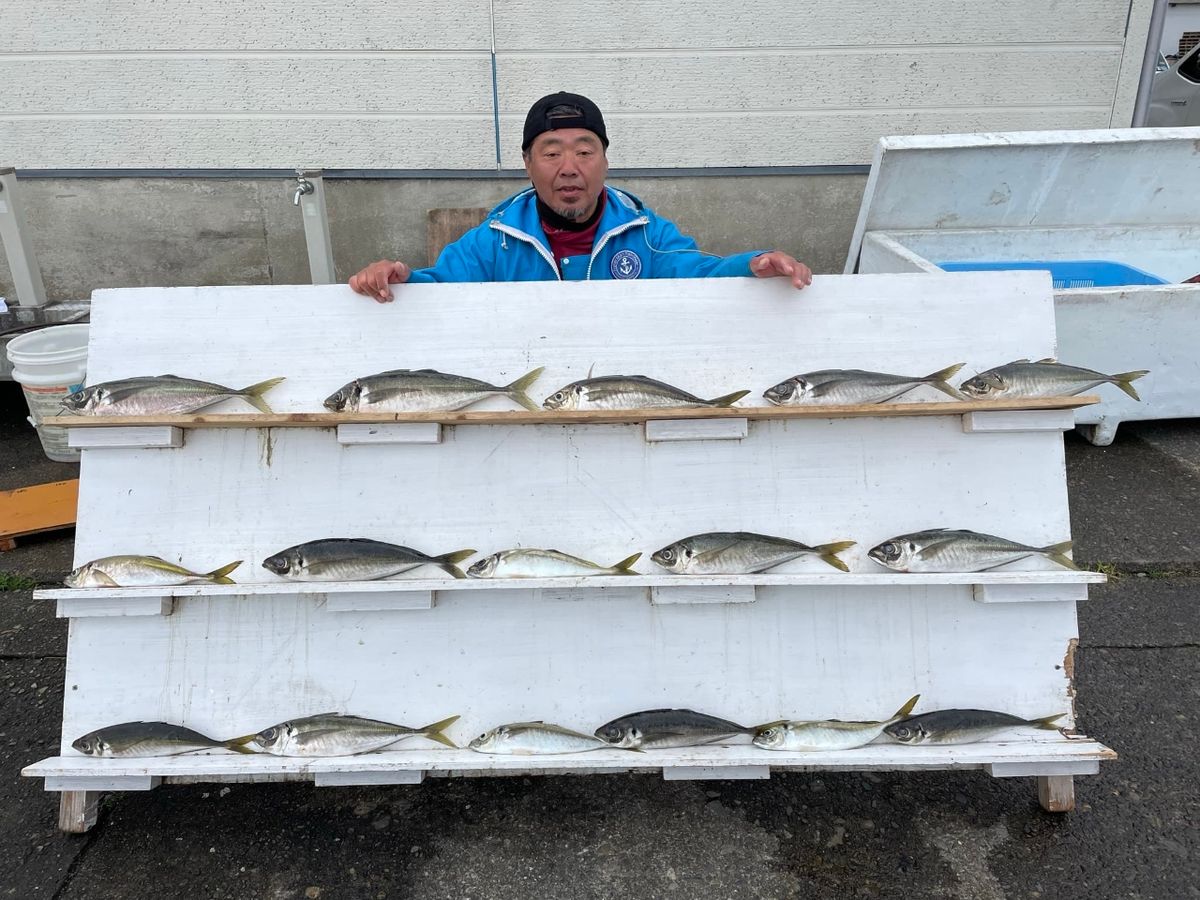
[1,381,1196,899]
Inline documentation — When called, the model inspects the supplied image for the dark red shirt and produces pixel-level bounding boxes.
[538,193,606,270]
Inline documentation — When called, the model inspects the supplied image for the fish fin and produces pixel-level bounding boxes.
[237,377,286,414]
[223,732,259,747]
[923,363,966,399]
[504,366,546,412]
[91,570,121,587]
[433,549,476,579]
[1035,357,1058,364]
[1011,358,1032,364]
[1111,370,1149,401]
[708,389,751,407]
[204,560,243,584]
[420,715,461,749]
[814,540,855,572]
[611,552,642,574]
[752,719,789,733]
[891,694,920,720]
[1040,540,1078,570]
[587,362,596,379]
[1032,713,1066,730]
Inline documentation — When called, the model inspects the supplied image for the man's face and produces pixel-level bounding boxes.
[523,128,608,220]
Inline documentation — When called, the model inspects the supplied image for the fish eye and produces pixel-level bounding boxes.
[660,549,674,561]
[553,392,565,402]
[893,726,912,740]
[260,727,278,742]
[881,542,897,555]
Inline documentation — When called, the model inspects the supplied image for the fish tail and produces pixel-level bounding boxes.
[708,389,751,407]
[891,694,920,720]
[222,732,259,750]
[1040,540,1078,570]
[237,376,287,414]
[434,549,476,579]
[611,552,642,574]
[923,363,966,399]
[1111,370,1149,401]
[204,560,243,585]
[504,366,546,412]
[815,540,856,572]
[420,715,460,748]
[1032,713,1066,730]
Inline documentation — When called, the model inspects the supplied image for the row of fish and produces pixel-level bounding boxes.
[72,702,1065,759]
[64,528,1077,587]
[60,359,1149,417]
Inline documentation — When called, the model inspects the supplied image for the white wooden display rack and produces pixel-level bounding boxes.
[25,274,1115,832]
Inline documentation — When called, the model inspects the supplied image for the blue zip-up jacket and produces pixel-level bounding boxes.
[407,186,765,283]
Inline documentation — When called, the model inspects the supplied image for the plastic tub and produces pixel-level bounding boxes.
[6,324,89,462]
[936,259,1169,289]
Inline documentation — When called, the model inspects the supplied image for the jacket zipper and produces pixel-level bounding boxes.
[489,222,561,281]
[586,217,650,280]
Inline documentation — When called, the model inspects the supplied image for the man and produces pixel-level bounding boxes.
[349,92,811,301]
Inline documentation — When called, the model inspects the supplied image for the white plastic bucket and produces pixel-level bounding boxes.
[6,323,90,462]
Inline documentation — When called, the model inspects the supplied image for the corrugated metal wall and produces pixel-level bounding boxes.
[2,0,1152,169]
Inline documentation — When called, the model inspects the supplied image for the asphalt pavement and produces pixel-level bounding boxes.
[1,381,1196,899]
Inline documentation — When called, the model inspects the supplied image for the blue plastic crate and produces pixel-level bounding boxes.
[936,259,1168,290]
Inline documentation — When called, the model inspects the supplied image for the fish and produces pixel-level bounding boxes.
[650,532,855,574]
[242,713,459,756]
[323,366,544,413]
[594,709,754,750]
[959,359,1148,401]
[752,695,920,752]
[867,528,1076,573]
[261,539,475,581]
[468,721,610,755]
[763,364,964,406]
[543,375,749,411]
[71,721,255,758]
[61,374,285,416]
[883,709,1065,745]
[64,555,242,588]
[465,548,641,578]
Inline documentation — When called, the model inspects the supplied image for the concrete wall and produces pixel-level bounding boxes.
[0,175,866,303]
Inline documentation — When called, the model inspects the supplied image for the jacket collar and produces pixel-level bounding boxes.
[488,186,647,250]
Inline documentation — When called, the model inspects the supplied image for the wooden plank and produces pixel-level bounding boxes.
[961,410,1076,434]
[972,584,1090,605]
[1037,774,1076,812]
[68,426,183,449]
[57,791,100,834]
[22,737,1118,781]
[663,766,770,781]
[650,585,757,605]
[645,418,748,442]
[336,424,442,445]
[427,208,489,265]
[45,396,1099,430]
[56,596,174,619]
[315,770,425,787]
[0,479,79,543]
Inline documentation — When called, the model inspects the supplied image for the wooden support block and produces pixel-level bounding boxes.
[961,409,1075,434]
[427,208,489,265]
[58,790,101,833]
[46,774,161,792]
[337,423,442,445]
[56,596,174,618]
[323,591,434,612]
[644,417,748,442]
[663,765,770,781]
[315,769,425,787]
[987,760,1098,778]
[1037,774,1075,812]
[68,426,183,449]
[0,479,78,547]
[650,585,757,605]
[972,583,1089,604]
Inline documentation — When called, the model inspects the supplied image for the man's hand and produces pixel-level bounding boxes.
[348,260,412,303]
[751,251,812,289]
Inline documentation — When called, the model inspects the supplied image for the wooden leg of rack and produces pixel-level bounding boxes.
[58,790,101,833]
[1037,775,1075,813]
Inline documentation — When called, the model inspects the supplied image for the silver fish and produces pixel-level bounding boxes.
[764,364,964,406]
[959,359,1148,401]
[884,709,1064,745]
[323,367,544,413]
[868,528,1076,573]
[65,555,241,588]
[61,374,285,416]
[466,548,641,579]
[651,532,855,574]
[595,709,753,750]
[72,721,253,758]
[261,539,475,581]
[244,713,459,757]
[543,375,749,411]
[753,695,920,752]
[468,721,609,755]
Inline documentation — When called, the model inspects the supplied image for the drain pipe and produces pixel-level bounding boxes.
[1132,0,1168,126]
[0,169,48,307]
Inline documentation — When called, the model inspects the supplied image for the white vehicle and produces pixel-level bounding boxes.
[1149,42,1200,126]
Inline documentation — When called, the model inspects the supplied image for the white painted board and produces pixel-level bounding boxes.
[39,275,1105,780]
